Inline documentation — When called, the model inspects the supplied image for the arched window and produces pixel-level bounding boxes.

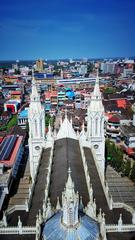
[40,119,43,137]
[95,118,98,135]
[35,119,38,136]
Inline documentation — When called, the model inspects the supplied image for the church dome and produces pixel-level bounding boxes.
[42,210,100,240]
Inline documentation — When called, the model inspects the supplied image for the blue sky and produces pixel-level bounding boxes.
[0,0,135,60]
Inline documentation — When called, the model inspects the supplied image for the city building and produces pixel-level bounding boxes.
[0,70,135,240]
[0,134,24,210]
[100,62,115,74]
[120,104,135,155]
[121,124,135,155]
[106,115,120,140]
[35,59,44,72]
[4,100,20,113]
[17,108,28,129]
[10,91,22,101]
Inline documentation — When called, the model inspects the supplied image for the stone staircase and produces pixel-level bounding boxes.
[8,161,31,208]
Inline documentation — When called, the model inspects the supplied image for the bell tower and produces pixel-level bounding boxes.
[87,70,105,176]
[28,70,45,181]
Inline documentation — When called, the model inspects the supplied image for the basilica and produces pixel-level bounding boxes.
[0,71,135,240]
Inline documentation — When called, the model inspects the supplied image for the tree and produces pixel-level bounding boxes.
[114,147,123,172]
[130,162,135,181]
[105,139,123,172]
[123,160,131,177]
[45,114,55,128]
[87,63,94,74]
[104,87,116,94]
[6,115,17,131]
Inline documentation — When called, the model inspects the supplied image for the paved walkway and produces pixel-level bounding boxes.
[106,165,135,208]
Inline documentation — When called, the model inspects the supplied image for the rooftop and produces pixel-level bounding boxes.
[18,109,28,118]
[108,115,120,123]
[11,91,22,95]
[121,124,135,137]
[0,135,23,167]
[43,211,99,240]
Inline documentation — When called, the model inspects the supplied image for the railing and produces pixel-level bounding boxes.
[106,224,135,232]
[0,192,6,210]
[112,202,134,214]
[28,149,44,210]
[6,205,26,216]
[0,226,36,235]
[79,140,92,200]
[44,141,54,207]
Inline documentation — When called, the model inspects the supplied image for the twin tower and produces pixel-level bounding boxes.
[28,71,105,182]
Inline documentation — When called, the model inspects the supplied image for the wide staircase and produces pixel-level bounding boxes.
[8,159,30,209]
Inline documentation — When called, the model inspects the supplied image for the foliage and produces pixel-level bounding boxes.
[106,139,135,183]
[0,125,7,131]
[45,114,55,127]
[104,87,116,94]
[124,160,131,177]
[14,69,21,75]
[6,115,17,130]
[130,162,135,181]
[105,139,123,172]
[0,115,17,132]
[87,63,94,74]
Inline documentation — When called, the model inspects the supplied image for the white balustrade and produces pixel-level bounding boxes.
[0,226,36,235]
[106,224,135,232]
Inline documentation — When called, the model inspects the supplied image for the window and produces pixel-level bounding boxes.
[95,118,98,135]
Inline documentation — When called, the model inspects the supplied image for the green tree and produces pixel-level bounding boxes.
[105,139,123,172]
[45,114,55,128]
[6,115,17,130]
[130,162,135,181]
[114,147,123,172]
[124,160,131,177]
[104,87,116,94]
[87,63,94,74]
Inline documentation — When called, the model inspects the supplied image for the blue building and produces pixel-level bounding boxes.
[18,108,28,129]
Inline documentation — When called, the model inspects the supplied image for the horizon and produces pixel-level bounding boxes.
[0,55,135,62]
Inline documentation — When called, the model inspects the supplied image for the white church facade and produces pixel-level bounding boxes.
[28,70,105,182]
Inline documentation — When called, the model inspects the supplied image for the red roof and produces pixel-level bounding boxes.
[45,91,58,98]
[116,99,128,109]
[5,76,17,79]
[0,135,23,167]
[108,115,120,123]
[0,137,4,144]
[11,91,21,95]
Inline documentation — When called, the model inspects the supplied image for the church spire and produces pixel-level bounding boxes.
[88,68,104,113]
[62,168,79,227]
[31,69,40,102]
[92,68,101,99]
